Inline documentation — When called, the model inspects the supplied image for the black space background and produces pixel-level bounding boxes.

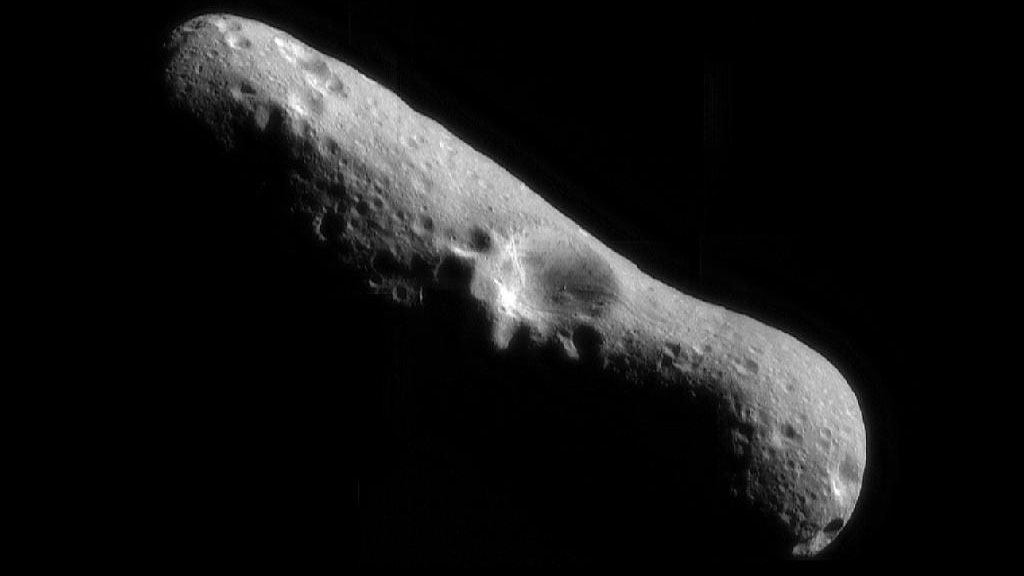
[114,1,944,567]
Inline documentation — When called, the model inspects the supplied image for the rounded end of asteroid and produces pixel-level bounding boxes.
[789,411,866,558]
[776,363,867,558]
[704,314,867,558]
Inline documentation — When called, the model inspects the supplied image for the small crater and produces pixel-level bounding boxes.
[181,19,209,34]
[739,406,758,424]
[819,426,835,444]
[730,354,759,376]
[743,358,759,374]
[286,92,307,116]
[736,420,756,438]
[304,91,325,116]
[326,176,348,201]
[355,199,371,215]
[419,215,435,232]
[782,423,801,441]
[372,196,385,209]
[729,428,752,458]
[823,518,844,533]
[401,133,424,149]
[469,226,493,253]
[839,452,862,483]
[274,37,311,66]
[318,212,347,242]
[324,138,341,156]
[370,249,405,277]
[229,81,257,100]
[298,120,316,142]
[299,56,330,78]
[214,19,241,33]
[225,34,251,50]
[325,75,349,98]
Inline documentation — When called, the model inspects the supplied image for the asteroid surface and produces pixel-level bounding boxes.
[163,14,867,560]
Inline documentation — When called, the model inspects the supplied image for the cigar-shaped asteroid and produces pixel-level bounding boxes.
[164,14,866,559]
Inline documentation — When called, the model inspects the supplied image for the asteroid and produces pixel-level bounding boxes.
[163,14,867,560]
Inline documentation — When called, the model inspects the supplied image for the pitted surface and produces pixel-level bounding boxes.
[164,13,867,558]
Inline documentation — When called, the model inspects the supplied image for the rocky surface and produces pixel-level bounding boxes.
[163,13,866,560]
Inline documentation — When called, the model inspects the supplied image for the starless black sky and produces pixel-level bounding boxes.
[128,1,933,566]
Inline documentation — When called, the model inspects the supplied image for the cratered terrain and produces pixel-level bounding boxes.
[162,13,867,562]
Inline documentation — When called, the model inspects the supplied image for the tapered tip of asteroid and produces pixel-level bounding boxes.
[163,13,868,560]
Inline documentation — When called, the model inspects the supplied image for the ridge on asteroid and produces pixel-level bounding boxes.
[163,13,867,561]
